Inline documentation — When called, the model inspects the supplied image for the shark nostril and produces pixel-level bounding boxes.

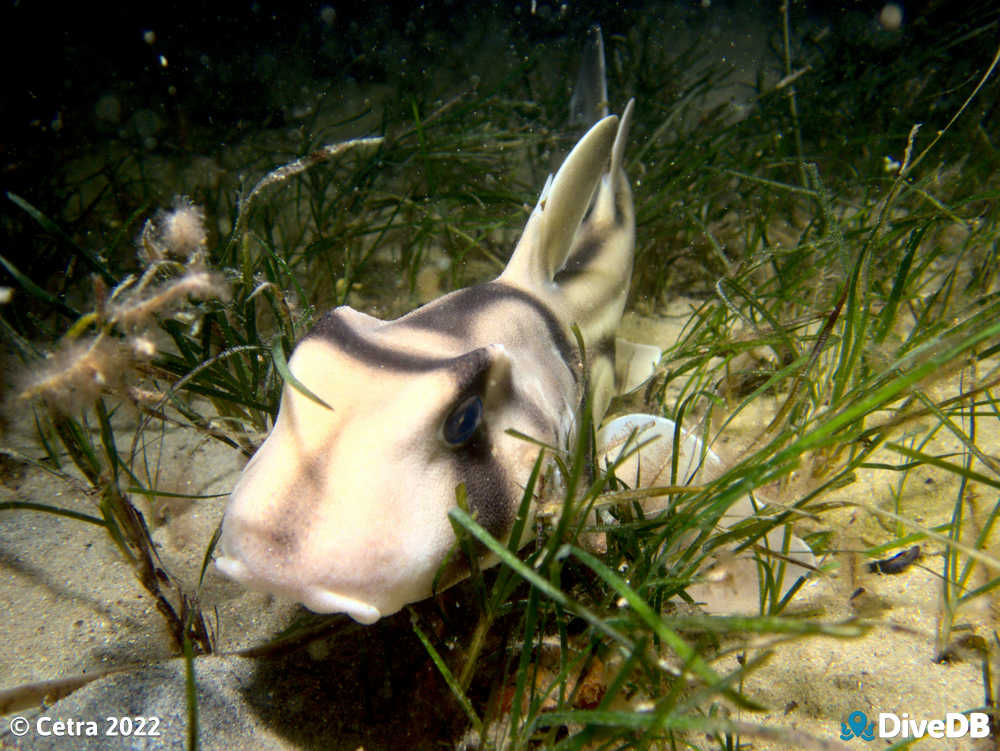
[258,525,299,557]
[222,512,299,560]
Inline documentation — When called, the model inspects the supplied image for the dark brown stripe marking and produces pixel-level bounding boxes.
[456,430,513,539]
[400,282,579,383]
[305,282,578,383]
[306,309,458,372]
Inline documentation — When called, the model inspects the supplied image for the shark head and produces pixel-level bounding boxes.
[217,30,644,623]
[216,305,571,623]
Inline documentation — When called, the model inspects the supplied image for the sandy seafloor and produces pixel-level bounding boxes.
[1,1,998,749]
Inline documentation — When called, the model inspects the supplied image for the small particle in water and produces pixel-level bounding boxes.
[131,336,156,359]
[95,94,121,124]
[883,154,901,173]
[319,5,335,26]
[143,29,156,45]
[878,3,903,32]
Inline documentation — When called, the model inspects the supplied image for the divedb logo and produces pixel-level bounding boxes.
[840,710,991,741]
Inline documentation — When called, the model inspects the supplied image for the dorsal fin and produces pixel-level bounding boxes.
[501,114,618,287]
[610,98,634,180]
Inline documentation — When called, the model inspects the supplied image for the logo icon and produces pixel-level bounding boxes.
[841,711,876,741]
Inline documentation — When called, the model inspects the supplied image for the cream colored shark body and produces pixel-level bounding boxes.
[217,90,650,624]
[217,30,814,624]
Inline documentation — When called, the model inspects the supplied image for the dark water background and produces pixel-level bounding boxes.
[2,0,981,209]
[2,0,996,316]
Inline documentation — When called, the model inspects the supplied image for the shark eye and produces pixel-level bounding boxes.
[443,395,483,447]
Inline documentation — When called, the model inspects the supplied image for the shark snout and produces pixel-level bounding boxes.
[216,513,385,624]
[215,353,489,624]
[215,554,382,623]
